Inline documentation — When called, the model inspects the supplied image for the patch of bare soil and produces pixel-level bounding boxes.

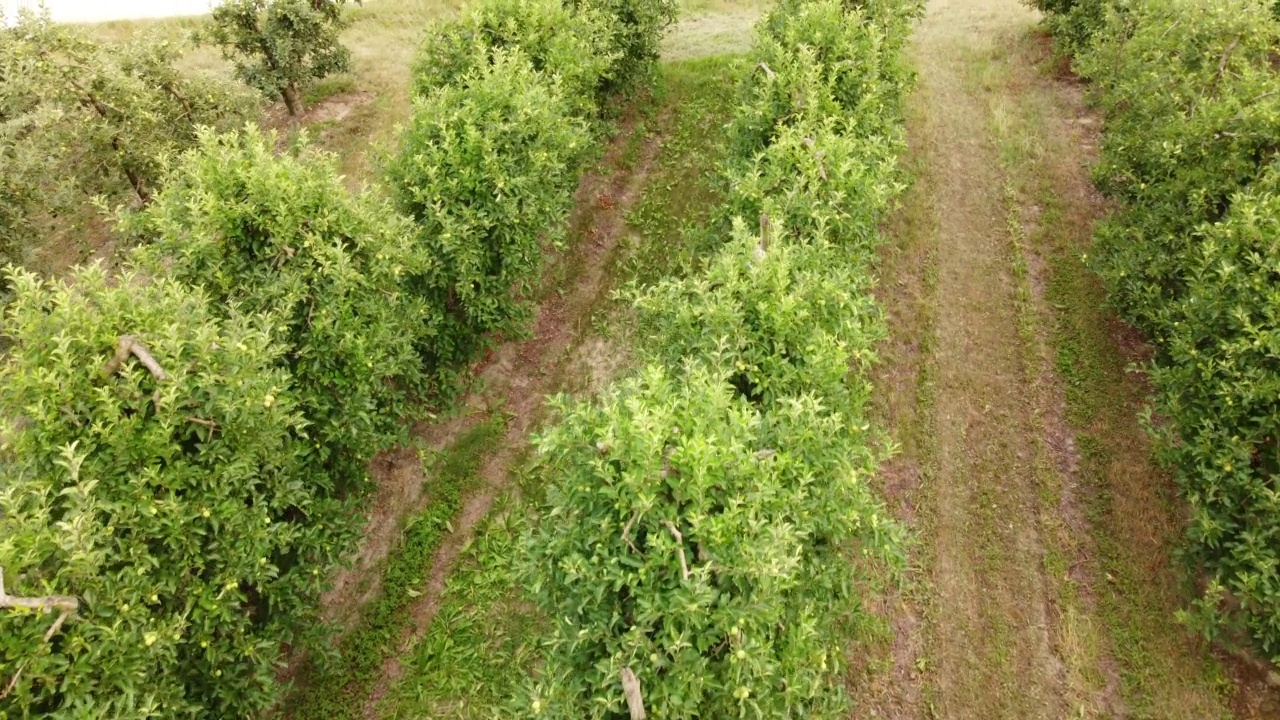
[263,90,377,145]
[306,91,375,125]
[356,108,667,720]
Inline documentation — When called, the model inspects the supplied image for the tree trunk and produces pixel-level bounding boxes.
[282,85,303,116]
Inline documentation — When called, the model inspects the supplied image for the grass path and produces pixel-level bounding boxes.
[859,0,1280,717]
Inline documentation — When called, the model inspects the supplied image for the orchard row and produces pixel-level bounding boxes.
[1036,0,1280,667]
[518,0,921,715]
[0,0,675,714]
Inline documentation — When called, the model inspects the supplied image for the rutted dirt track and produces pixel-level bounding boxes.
[862,0,1280,717]
[355,110,666,720]
[897,0,1095,714]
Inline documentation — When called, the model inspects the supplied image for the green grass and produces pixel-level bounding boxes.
[619,55,741,287]
[376,492,542,720]
[283,416,507,720]
[983,29,1237,720]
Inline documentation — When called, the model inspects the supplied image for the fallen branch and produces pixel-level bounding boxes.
[758,62,776,81]
[663,521,691,581]
[621,667,647,720]
[102,336,168,381]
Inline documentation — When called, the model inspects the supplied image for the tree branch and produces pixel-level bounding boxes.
[621,667,647,720]
[0,568,79,701]
[621,510,640,554]
[185,416,220,431]
[662,521,691,581]
[102,336,168,381]
[1211,37,1241,94]
[0,568,78,615]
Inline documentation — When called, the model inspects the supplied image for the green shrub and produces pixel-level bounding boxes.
[1052,0,1280,661]
[757,0,917,130]
[632,225,884,408]
[521,365,899,719]
[387,50,590,366]
[519,0,913,713]
[723,117,904,249]
[1028,0,1109,55]
[411,0,616,118]
[0,265,337,718]
[567,0,678,93]
[727,43,845,158]
[127,126,436,502]
[730,0,916,157]
[1146,164,1280,661]
[206,0,352,115]
[1080,0,1280,333]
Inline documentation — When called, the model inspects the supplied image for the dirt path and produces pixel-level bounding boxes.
[902,2,1085,715]
[858,0,1280,717]
[354,110,665,720]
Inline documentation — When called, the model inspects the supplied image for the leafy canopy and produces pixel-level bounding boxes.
[0,265,331,718]
[206,0,352,114]
[127,126,436,503]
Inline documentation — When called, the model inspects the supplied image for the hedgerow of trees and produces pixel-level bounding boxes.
[1,0,677,714]
[519,0,920,715]
[0,266,320,716]
[125,125,438,510]
[387,50,591,368]
[1033,0,1280,664]
[410,0,617,117]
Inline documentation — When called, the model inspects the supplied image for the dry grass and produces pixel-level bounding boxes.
[856,0,1276,717]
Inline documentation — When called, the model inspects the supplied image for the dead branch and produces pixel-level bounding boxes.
[663,521,691,581]
[102,336,168,381]
[758,62,776,81]
[621,667,647,720]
